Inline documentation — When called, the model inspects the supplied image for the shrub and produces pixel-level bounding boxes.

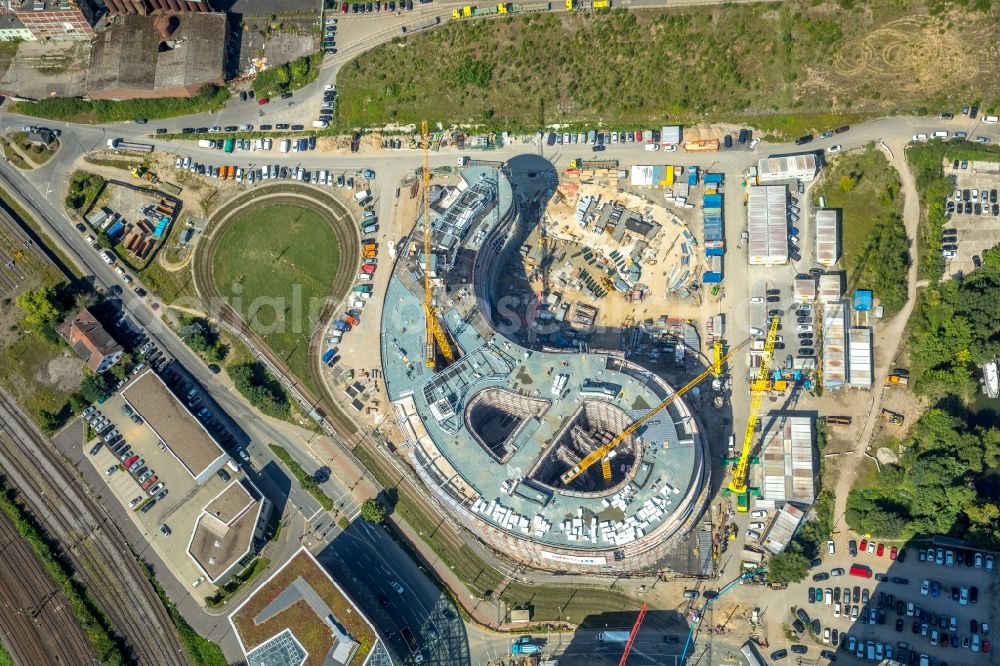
[13,85,229,123]
[228,362,290,419]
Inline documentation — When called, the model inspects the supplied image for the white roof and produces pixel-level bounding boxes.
[747,185,788,265]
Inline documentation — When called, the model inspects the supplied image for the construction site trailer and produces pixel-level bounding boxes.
[746,185,788,265]
[815,209,840,267]
[660,125,682,147]
[756,153,818,183]
[848,327,873,388]
[822,302,848,389]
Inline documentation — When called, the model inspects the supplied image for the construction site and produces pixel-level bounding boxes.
[377,143,781,576]
[83,179,180,266]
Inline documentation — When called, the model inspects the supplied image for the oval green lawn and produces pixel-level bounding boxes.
[211,202,340,382]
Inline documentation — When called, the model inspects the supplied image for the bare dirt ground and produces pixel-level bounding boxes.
[0,40,90,99]
[44,354,84,393]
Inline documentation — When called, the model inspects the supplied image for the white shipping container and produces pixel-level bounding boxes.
[848,327,873,388]
[822,302,848,388]
[815,209,840,267]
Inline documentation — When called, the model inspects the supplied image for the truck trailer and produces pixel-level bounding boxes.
[107,138,154,153]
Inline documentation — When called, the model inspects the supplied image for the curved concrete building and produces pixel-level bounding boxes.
[380,163,711,573]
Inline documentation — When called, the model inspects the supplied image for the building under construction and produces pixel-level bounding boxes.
[381,166,711,573]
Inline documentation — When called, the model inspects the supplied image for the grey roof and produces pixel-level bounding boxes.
[88,13,226,94]
[246,629,307,666]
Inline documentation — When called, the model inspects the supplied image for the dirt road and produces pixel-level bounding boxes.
[829,138,921,542]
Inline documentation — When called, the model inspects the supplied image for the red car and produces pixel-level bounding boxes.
[859,538,868,552]
[341,1,348,10]
[983,640,990,654]
[889,546,898,560]
[257,97,269,105]
[876,543,885,557]
[361,263,376,274]
[141,475,158,490]
[124,455,139,469]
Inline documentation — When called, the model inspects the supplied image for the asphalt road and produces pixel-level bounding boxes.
[3,105,1000,664]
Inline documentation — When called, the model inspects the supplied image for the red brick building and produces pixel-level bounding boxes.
[14,0,99,40]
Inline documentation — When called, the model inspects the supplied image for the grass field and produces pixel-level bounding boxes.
[211,203,340,387]
[812,144,909,314]
[336,2,1000,135]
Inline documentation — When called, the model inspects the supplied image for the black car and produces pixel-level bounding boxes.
[738,128,749,144]
[182,127,195,133]
[196,126,209,133]
[156,128,168,134]
[308,135,317,150]
[793,619,805,633]
[378,595,390,608]
[290,124,305,130]
[89,442,103,455]
[812,572,829,582]
[276,123,290,130]
[849,539,858,556]
[771,649,788,661]
[820,650,837,662]
[795,134,814,145]
[592,144,606,152]
[702,590,718,599]
[834,125,850,134]
[134,118,147,124]
[239,91,247,101]
[260,124,273,131]
[970,585,978,603]
[134,287,147,297]
[791,645,808,655]
[208,363,221,374]
[281,92,293,99]
[723,135,733,149]
[216,468,230,482]
[769,309,784,317]
[971,106,979,119]
[811,619,820,635]
[808,267,823,277]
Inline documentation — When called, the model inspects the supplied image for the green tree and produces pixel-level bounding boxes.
[15,287,61,331]
[78,373,110,404]
[767,548,810,584]
[360,498,385,524]
[290,57,310,80]
[839,174,857,192]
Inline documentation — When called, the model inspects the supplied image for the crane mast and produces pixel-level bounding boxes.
[421,121,455,369]
[560,338,751,486]
[728,315,780,496]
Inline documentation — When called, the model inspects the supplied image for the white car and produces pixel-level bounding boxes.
[834,602,841,618]
[129,496,142,508]
[797,324,813,333]
[745,529,761,540]
[943,250,957,258]
[356,273,373,281]
[389,580,404,594]
[750,296,764,303]
[100,251,115,264]
[644,142,660,151]
[325,83,335,91]
[750,510,767,518]
[912,133,928,141]
[748,522,765,530]
[663,145,678,152]
[749,137,761,149]
[823,628,831,644]
[115,266,125,276]
[827,144,843,154]
[920,579,929,595]
[867,540,876,554]
[86,235,96,245]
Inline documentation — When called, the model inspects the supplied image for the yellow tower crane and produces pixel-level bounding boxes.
[421,121,456,369]
[560,337,752,486]
[727,314,780,508]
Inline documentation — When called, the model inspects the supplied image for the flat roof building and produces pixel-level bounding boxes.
[815,209,839,267]
[187,478,265,584]
[794,276,816,303]
[747,185,788,265]
[229,547,390,666]
[818,272,843,304]
[13,0,98,40]
[757,154,818,183]
[822,302,848,390]
[121,370,228,482]
[758,415,815,509]
[848,327,873,389]
[762,503,805,555]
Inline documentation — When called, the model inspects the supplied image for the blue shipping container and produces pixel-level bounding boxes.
[703,271,723,284]
[703,193,723,207]
[703,173,725,185]
[107,221,125,239]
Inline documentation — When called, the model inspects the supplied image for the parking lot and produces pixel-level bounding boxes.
[80,370,251,600]
[943,160,1000,277]
[786,540,995,664]
[748,280,818,363]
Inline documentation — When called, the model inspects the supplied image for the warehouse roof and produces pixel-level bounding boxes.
[747,185,788,265]
[188,479,262,582]
[121,370,227,478]
[757,154,818,183]
[88,13,226,96]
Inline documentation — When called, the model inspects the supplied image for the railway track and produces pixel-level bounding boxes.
[0,390,190,666]
[0,512,96,665]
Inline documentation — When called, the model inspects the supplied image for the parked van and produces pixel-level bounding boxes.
[984,115,999,124]
[280,139,290,153]
[312,120,329,129]
[197,139,216,148]
[353,189,371,202]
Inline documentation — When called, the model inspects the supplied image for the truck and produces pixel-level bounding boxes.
[886,370,909,386]
[400,626,419,652]
[197,139,216,149]
[106,138,154,153]
[598,631,630,642]
[568,158,619,170]
[511,643,541,654]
